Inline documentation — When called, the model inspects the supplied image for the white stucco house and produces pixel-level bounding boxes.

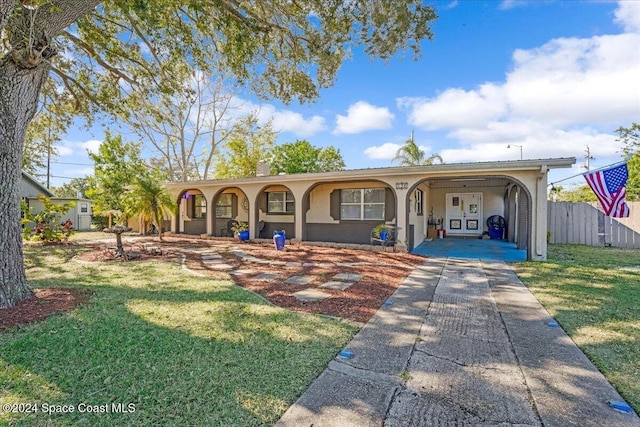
[165,158,576,261]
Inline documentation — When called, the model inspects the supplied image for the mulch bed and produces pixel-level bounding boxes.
[2,237,429,330]
[0,288,92,331]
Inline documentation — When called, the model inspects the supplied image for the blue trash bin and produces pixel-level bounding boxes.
[273,230,286,251]
[487,215,505,240]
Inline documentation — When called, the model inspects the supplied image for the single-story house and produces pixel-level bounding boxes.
[164,158,576,261]
[20,171,94,231]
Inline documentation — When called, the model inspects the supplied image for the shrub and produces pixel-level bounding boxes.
[22,195,75,244]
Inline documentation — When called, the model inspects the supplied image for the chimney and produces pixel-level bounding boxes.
[256,160,270,177]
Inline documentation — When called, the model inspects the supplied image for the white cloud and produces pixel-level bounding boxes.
[615,1,640,33]
[221,97,326,137]
[499,0,524,11]
[364,141,438,161]
[335,101,394,134]
[440,125,621,164]
[80,139,102,154]
[399,1,640,166]
[270,110,326,137]
[398,83,506,130]
[364,143,401,160]
[56,145,74,156]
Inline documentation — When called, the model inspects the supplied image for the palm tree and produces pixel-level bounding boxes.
[392,131,443,166]
[124,171,176,241]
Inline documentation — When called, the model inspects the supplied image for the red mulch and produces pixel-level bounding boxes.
[0,288,92,331]
[2,237,428,330]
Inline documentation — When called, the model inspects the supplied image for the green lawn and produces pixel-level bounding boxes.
[1,244,358,426]
[516,244,640,413]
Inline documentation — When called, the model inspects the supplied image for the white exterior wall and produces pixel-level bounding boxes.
[28,198,93,231]
[408,183,429,245]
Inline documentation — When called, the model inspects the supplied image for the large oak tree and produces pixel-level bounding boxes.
[0,0,437,308]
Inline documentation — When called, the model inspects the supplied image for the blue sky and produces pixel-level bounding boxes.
[51,0,640,189]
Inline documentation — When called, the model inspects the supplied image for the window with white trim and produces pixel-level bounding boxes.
[267,191,294,213]
[415,189,423,215]
[340,188,385,220]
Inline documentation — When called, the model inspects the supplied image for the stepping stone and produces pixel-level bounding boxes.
[316,262,336,268]
[303,262,316,267]
[205,263,234,270]
[284,276,315,286]
[202,258,225,264]
[229,269,255,276]
[293,289,332,302]
[286,262,302,267]
[252,273,281,281]
[202,254,223,260]
[320,281,355,291]
[337,262,357,267]
[333,273,363,282]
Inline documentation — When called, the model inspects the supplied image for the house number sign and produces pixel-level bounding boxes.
[395,182,408,190]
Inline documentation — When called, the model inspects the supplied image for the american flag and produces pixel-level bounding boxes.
[583,163,630,218]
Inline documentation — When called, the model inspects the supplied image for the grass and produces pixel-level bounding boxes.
[516,244,640,413]
[0,243,358,426]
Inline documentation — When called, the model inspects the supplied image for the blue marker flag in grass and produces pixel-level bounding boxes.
[608,400,633,414]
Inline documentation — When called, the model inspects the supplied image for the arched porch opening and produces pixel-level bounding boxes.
[301,180,396,244]
[175,188,207,235]
[406,175,533,259]
[211,188,250,237]
[256,184,296,239]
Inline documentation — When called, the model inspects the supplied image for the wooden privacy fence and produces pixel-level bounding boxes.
[548,201,640,248]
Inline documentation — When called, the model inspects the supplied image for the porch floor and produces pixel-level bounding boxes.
[412,237,527,262]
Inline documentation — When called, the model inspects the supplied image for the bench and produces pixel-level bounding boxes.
[370,226,397,247]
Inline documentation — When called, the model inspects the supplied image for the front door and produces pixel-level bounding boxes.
[446,193,483,236]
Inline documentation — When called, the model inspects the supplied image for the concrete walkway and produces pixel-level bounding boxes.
[276,258,640,427]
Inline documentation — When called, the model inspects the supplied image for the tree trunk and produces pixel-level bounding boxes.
[0,57,49,309]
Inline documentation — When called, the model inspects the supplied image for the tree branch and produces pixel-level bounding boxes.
[50,65,100,109]
[61,30,136,85]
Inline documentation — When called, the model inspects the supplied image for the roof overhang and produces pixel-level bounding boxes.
[165,158,576,189]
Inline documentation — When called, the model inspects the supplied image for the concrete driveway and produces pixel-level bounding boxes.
[276,257,639,427]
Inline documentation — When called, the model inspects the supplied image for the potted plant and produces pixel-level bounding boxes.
[231,221,250,241]
[373,223,391,241]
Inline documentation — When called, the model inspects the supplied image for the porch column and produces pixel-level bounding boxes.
[534,167,549,260]
[289,184,308,242]
[395,186,409,252]
[205,192,214,236]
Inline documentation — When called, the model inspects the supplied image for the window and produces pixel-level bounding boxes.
[81,203,88,213]
[415,189,423,215]
[216,194,233,218]
[340,188,385,220]
[193,195,207,219]
[267,191,294,213]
